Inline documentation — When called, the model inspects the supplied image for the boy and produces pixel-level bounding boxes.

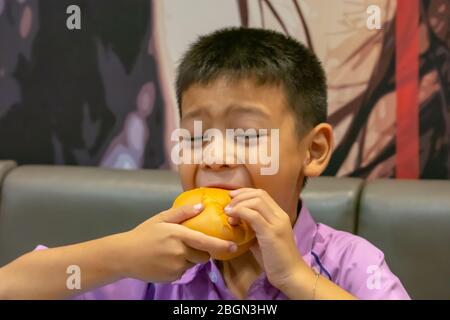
[0,28,410,300]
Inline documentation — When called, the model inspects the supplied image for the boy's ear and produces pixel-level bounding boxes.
[303,123,334,177]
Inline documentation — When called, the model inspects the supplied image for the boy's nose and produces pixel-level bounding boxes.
[199,142,239,171]
[200,161,238,171]
[200,137,238,170]
[200,145,239,170]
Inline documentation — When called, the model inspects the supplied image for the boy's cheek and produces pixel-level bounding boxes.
[178,164,197,189]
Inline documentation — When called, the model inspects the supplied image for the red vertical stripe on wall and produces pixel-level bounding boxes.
[395,0,420,179]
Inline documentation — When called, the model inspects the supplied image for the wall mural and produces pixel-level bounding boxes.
[0,0,449,179]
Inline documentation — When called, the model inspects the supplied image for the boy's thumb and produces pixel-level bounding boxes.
[157,203,204,224]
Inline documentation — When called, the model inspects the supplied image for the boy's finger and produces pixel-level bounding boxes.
[229,189,279,214]
[226,198,275,224]
[225,206,268,234]
[157,204,203,224]
[228,188,255,197]
[176,227,237,255]
[227,216,241,226]
[184,246,211,264]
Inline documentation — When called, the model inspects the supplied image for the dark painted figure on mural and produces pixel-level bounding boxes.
[0,0,165,168]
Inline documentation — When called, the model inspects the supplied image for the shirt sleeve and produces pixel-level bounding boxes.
[33,245,150,300]
[331,237,411,300]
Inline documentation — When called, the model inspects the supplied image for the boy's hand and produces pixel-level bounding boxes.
[115,204,237,283]
[225,188,309,290]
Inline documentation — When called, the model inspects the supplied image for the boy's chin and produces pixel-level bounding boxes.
[213,238,256,261]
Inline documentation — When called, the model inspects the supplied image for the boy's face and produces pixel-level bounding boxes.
[178,77,323,223]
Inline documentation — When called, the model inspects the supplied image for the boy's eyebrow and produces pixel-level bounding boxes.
[225,104,270,119]
[181,104,270,122]
[181,109,206,121]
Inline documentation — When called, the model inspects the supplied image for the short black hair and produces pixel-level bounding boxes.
[175,27,327,135]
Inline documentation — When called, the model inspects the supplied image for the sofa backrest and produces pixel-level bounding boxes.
[358,179,450,299]
[0,161,16,211]
[301,176,363,234]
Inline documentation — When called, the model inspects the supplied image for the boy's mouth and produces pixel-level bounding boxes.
[202,183,242,190]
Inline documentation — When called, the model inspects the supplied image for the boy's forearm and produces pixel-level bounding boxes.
[0,233,126,300]
[279,265,357,300]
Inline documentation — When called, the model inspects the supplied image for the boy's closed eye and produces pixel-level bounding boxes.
[188,132,266,145]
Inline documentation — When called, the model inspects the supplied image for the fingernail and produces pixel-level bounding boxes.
[229,243,237,252]
[229,190,238,197]
[224,205,232,214]
[193,203,203,211]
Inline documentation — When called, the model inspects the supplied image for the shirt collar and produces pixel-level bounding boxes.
[171,262,207,285]
[171,198,318,285]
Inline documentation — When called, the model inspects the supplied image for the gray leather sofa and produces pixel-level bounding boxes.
[0,160,449,299]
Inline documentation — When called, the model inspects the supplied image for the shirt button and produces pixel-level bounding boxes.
[208,272,218,283]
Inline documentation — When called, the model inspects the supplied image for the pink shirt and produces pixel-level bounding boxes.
[37,203,410,300]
